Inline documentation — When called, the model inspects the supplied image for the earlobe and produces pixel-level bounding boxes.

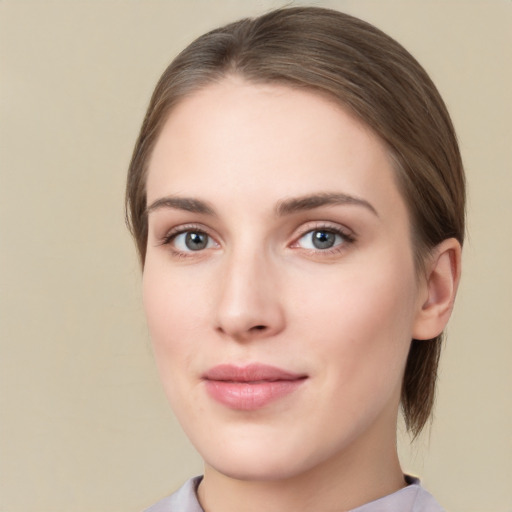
[412,238,462,341]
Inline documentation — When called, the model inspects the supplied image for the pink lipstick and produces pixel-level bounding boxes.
[203,364,307,410]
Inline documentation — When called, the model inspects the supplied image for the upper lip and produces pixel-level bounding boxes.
[203,363,307,382]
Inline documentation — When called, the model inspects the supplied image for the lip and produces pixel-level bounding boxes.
[202,363,307,410]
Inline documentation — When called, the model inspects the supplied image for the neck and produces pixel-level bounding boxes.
[197,416,405,512]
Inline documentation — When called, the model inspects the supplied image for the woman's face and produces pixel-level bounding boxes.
[143,78,427,481]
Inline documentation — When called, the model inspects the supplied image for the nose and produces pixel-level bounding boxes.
[214,248,286,342]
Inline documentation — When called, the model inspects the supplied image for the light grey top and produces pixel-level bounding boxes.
[143,475,444,512]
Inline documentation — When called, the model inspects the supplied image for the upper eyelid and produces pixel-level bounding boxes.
[156,220,355,246]
[164,223,213,236]
[158,223,218,246]
[292,220,354,238]
[290,222,356,250]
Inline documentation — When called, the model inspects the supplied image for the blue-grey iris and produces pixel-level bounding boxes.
[186,232,208,250]
[312,230,336,249]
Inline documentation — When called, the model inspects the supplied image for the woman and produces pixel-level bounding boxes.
[126,7,464,512]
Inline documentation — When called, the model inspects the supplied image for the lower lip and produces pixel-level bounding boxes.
[204,379,305,410]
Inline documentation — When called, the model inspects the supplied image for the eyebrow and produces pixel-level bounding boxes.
[275,192,378,217]
[145,192,378,218]
[146,196,216,216]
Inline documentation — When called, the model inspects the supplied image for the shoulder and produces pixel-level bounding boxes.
[349,475,445,512]
[142,476,204,512]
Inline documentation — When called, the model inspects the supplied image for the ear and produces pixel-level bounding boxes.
[413,238,462,340]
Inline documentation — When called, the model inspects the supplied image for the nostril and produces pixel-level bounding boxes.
[252,325,267,331]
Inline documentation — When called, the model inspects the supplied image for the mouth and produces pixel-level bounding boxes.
[202,363,308,410]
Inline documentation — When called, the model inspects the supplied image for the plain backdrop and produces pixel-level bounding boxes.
[1,1,511,511]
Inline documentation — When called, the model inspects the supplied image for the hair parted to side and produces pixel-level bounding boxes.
[126,7,465,437]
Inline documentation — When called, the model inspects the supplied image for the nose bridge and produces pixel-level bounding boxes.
[215,240,284,340]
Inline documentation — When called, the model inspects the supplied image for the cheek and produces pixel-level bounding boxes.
[142,263,207,375]
[142,265,209,428]
[292,257,418,388]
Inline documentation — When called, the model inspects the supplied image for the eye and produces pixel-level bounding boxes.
[296,228,347,250]
[172,230,216,252]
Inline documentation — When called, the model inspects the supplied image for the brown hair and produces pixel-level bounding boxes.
[126,7,465,436]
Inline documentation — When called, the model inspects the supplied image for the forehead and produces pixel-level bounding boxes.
[146,77,403,216]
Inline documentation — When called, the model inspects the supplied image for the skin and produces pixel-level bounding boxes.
[143,77,460,512]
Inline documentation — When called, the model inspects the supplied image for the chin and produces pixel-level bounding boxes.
[207,453,306,482]
[196,425,341,483]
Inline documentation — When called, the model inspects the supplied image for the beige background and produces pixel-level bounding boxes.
[1,1,511,511]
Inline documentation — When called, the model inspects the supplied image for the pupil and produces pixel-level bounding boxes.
[313,230,335,249]
[185,232,207,250]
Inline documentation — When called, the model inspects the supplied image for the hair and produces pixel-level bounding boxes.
[126,6,465,437]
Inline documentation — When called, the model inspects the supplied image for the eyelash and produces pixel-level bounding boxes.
[158,222,356,258]
[158,223,217,259]
[293,223,356,255]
